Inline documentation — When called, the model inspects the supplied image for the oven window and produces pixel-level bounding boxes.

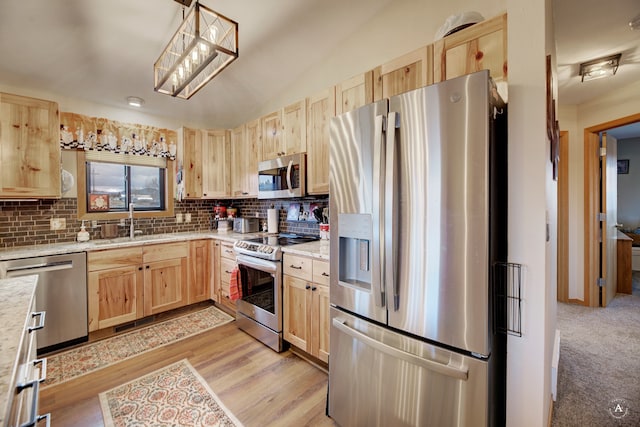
[238,265,275,314]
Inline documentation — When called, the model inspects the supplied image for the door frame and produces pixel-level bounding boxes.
[583,112,640,307]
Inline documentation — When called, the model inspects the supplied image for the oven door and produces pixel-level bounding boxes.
[235,254,282,332]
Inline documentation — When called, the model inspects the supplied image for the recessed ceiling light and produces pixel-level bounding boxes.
[126,96,145,107]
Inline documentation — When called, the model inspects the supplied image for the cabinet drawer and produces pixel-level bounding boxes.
[143,242,188,262]
[220,242,236,260]
[313,259,330,286]
[283,254,312,281]
[87,247,142,271]
[220,257,237,285]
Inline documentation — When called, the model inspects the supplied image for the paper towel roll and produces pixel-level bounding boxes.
[267,208,279,234]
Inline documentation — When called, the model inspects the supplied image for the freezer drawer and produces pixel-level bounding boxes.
[328,307,489,427]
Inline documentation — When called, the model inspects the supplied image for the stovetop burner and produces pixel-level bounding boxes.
[234,233,319,260]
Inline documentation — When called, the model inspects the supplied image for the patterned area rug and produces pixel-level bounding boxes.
[43,306,234,388]
[99,359,243,427]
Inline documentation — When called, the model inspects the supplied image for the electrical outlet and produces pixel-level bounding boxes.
[50,218,66,230]
[91,220,98,228]
[185,213,191,223]
[176,213,183,223]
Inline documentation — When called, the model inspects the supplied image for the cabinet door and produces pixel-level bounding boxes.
[212,241,221,302]
[282,99,307,156]
[181,127,203,198]
[0,93,60,198]
[336,72,373,115]
[433,14,507,97]
[306,88,335,195]
[219,257,237,311]
[283,275,311,351]
[88,265,144,332]
[373,46,433,101]
[143,257,188,316]
[231,121,259,197]
[202,129,230,198]
[188,240,211,304]
[312,283,330,363]
[261,110,283,161]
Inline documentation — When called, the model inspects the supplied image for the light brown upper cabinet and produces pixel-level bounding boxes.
[230,121,258,197]
[0,92,61,198]
[433,13,507,94]
[306,87,335,195]
[336,71,374,115]
[180,127,230,199]
[373,46,433,101]
[261,99,307,161]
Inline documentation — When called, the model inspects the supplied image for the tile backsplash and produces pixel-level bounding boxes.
[0,196,328,248]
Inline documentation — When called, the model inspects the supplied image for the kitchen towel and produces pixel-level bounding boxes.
[229,267,242,301]
[267,208,279,234]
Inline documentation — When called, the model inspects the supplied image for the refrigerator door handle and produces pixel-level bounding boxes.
[385,111,399,311]
[372,113,386,308]
[332,317,469,380]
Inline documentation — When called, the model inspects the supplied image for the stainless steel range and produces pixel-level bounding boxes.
[234,234,319,352]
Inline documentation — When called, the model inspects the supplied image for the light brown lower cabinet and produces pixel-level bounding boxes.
[217,241,237,313]
[283,255,330,363]
[87,242,188,332]
[188,239,212,304]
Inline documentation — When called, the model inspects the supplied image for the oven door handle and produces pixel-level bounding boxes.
[236,254,279,274]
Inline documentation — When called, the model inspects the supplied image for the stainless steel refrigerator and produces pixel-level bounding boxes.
[328,70,508,427]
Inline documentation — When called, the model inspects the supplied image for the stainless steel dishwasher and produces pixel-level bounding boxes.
[1,252,88,354]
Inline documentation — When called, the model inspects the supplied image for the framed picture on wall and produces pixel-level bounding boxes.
[618,159,630,174]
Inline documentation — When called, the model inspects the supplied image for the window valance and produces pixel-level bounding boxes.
[59,112,178,160]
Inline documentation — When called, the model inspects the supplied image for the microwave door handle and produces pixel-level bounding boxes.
[372,114,386,308]
[286,159,294,192]
[386,111,399,311]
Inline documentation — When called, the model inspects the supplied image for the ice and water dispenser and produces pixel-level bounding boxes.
[337,213,373,291]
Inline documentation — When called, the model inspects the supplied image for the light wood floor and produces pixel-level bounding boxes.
[39,314,337,427]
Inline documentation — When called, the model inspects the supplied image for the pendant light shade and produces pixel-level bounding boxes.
[154,1,238,99]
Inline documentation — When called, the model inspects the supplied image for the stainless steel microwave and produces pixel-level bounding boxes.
[257,153,306,199]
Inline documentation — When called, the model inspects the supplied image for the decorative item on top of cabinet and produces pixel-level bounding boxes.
[433,13,507,99]
[283,254,330,363]
[306,87,336,195]
[188,239,212,304]
[336,71,374,115]
[230,120,259,197]
[0,92,61,198]
[179,127,231,199]
[373,45,433,101]
[260,99,307,161]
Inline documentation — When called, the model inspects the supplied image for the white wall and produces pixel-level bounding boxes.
[558,79,640,302]
[616,137,640,230]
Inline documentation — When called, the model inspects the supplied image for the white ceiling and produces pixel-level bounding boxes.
[0,0,638,133]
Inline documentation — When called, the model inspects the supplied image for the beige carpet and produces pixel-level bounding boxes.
[99,359,243,427]
[44,306,234,388]
[552,289,640,426]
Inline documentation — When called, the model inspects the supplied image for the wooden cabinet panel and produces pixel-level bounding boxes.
[180,127,203,198]
[143,257,188,316]
[312,259,330,286]
[143,242,188,263]
[373,46,433,101]
[218,256,237,311]
[87,247,143,271]
[336,71,374,115]
[313,283,330,363]
[212,240,221,302]
[283,253,313,281]
[188,239,211,304]
[433,13,507,98]
[202,129,231,198]
[0,92,61,198]
[284,274,311,350]
[282,99,307,156]
[88,265,144,332]
[230,123,259,197]
[306,88,335,195]
[261,110,282,161]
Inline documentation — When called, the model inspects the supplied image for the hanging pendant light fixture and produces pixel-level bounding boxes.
[154,1,238,99]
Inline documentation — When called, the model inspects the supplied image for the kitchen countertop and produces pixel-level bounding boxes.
[0,231,330,261]
[281,239,330,260]
[0,275,37,426]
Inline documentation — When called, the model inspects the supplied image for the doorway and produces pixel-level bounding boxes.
[583,113,640,307]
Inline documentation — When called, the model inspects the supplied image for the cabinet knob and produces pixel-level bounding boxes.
[311,286,317,291]
[138,267,143,271]
[305,285,311,290]
[145,265,150,269]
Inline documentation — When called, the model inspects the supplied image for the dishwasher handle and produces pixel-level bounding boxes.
[5,260,74,277]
